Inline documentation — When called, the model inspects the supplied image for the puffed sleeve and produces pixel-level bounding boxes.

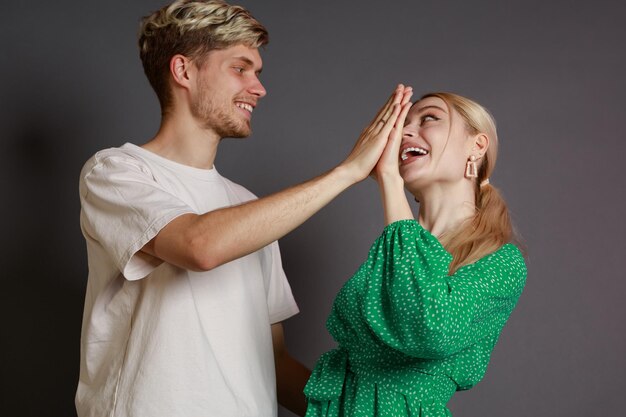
[361,219,526,359]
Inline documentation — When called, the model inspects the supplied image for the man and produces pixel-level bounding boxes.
[76,1,409,416]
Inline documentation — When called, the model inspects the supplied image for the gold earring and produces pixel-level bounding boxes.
[465,155,478,178]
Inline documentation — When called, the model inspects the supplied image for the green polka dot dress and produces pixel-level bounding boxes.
[304,220,526,416]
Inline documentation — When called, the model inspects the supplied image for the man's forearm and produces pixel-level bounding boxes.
[147,164,358,271]
[144,85,411,271]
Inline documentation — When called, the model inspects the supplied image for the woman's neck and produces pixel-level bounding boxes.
[416,181,476,238]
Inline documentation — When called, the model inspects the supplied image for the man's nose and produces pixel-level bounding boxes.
[249,77,267,98]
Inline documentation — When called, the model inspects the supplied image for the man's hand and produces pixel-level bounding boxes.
[142,85,415,272]
[340,85,413,182]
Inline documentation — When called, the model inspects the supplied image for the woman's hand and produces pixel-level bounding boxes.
[374,88,415,225]
[339,85,411,183]
[374,88,414,182]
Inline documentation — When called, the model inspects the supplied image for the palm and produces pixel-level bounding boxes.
[342,85,411,182]
[375,126,402,177]
[374,96,413,180]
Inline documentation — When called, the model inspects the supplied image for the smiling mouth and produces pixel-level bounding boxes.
[235,102,254,113]
[400,146,429,161]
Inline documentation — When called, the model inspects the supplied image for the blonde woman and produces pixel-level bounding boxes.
[304,92,527,416]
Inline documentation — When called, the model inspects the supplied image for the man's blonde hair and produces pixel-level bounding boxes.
[138,0,268,112]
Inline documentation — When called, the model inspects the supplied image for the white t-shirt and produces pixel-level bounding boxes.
[76,143,299,417]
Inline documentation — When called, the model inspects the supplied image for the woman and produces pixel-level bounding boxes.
[304,89,527,416]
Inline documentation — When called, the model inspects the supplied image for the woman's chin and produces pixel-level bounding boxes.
[401,170,428,189]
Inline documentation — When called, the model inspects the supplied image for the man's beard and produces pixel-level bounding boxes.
[191,86,251,139]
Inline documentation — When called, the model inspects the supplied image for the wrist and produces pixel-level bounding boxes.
[377,171,404,188]
[332,163,364,186]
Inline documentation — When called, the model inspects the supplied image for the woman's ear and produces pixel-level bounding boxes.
[473,133,489,158]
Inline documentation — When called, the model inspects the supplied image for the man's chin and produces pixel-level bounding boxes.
[216,123,251,139]
[224,128,251,139]
[224,133,250,139]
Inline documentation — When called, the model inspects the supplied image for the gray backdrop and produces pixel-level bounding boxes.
[2,1,625,416]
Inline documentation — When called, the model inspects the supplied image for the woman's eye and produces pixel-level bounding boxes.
[421,115,438,124]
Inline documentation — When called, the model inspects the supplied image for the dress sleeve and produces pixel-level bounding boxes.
[361,219,526,359]
[79,153,194,280]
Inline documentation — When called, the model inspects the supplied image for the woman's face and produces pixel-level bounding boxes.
[399,96,475,192]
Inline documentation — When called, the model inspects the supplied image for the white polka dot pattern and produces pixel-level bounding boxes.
[304,220,526,416]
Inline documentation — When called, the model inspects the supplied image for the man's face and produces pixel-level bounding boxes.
[190,44,266,138]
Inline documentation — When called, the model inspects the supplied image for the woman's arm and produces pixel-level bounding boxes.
[374,89,415,225]
[360,220,527,359]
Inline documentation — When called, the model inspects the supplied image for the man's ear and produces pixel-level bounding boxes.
[170,54,194,89]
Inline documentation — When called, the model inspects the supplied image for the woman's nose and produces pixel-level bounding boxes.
[403,129,415,138]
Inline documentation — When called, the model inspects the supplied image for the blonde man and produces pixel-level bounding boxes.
[76,1,411,416]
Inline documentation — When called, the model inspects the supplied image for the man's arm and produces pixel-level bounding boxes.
[272,322,310,416]
[142,86,412,271]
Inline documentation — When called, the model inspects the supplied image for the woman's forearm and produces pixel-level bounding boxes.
[378,174,414,225]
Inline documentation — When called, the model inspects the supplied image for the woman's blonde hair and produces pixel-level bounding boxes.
[422,92,517,274]
[138,0,268,113]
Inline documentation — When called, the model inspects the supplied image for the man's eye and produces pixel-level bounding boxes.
[233,67,244,73]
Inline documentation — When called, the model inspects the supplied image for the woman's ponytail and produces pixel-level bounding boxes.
[423,92,518,275]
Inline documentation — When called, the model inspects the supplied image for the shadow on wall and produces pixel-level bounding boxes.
[2,105,88,417]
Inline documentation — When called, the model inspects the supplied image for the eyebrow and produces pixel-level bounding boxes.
[415,104,447,113]
[232,56,263,74]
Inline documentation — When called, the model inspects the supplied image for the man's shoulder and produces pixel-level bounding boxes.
[81,144,149,177]
[86,143,144,164]
[79,144,155,200]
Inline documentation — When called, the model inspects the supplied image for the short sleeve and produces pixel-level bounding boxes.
[362,220,526,359]
[260,240,299,324]
[79,153,194,280]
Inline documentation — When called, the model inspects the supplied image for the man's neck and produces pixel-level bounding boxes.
[142,111,221,170]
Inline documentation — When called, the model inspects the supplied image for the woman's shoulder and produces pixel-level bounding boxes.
[468,243,528,293]
[482,243,526,270]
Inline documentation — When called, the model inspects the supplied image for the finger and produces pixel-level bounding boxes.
[373,85,402,120]
[378,86,405,125]
[381,97,413,142]
[371,103,400,136]
[389,101,414,152]
[370,84,404,126]
[400,87,413,106]
[370,85,409,136]
[377,102,403,136]
[395,99,413,129]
